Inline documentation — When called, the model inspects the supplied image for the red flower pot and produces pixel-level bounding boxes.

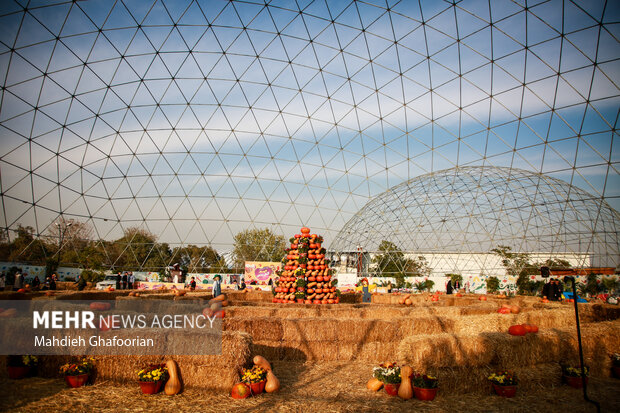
[249,380,266,395]
[65,374,89,388]
[296,299,304,303]
[414,386,438,401]
[384,382,399,396]
[139,380,163,394]
[492,383,517,398]
[563,375,588,389]
[7,366,30,379]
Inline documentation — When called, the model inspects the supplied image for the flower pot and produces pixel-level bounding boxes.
[414,386,438,401]
[492,383,517,398]
[563,375,588,389]
[384,382,400,396]
[139,380,163,394]
[65,374,89,388]
[296,299,304,303]
[249,380,266,395]
[7,366,30,379]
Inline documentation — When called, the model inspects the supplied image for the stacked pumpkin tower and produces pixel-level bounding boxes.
[273,227,340,304]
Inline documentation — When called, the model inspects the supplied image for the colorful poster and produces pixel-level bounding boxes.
[244,262,281,285]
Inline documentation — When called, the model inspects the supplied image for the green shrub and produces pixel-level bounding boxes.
[486,276,500,293]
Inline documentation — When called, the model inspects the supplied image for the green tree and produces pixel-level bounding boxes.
[372,241,431,287]
[491,245,539,294]
[170,245,223,273]
[446,273,463,286]
[6,225,49,264]
[373,240,409,287]
[109,227,168,271]
[486,276,500,293]
[232,228,286,270]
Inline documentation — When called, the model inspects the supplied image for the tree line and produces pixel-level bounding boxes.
[0,221,287,276]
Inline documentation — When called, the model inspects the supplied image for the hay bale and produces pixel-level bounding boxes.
[397,320,620,371]
[224,317,284,342]
[27,331,252,393]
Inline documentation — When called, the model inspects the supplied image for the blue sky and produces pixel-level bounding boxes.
[0,0,618,262]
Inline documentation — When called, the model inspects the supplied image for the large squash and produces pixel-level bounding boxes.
[164,359,182,395]
[253,355,272,371]
[265,370,280,393]
[398,366,414,400]
[366,377,383,391]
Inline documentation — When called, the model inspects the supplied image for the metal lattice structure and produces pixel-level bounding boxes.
[0,0,618,270]
[330,166,620,274]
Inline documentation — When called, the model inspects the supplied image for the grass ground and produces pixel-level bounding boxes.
[1,361,618,413]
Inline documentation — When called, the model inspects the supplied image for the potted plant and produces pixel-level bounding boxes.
[488,371,518,397]
[60,357,95,388]
[7,355,38,379]
[610,353,620,378]
[561,363,589,388]
[294,291,306,303]
[137,363,169,394]
[373,362,401,396]
[412,373,439,401]
[241,365,267,395]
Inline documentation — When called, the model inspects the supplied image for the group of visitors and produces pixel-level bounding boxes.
[446,279,461,295]
[0,271,59,291]
[114,271,135,290]
[542,278,564,301]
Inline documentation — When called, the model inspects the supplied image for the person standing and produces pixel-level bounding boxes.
[121,272,128,290]
[212,274,222,298]
[0,272,5,291]
[50,274,57,291]
[446,280,453,295]
[361,278,371,303]
[31,275,41,290]
[115,272,121,290]
[128,272,134,289]
[75,275,87,291]
[14,272,23,291]
[189,277,197,291]
[172,272,179,284]
[239,277,246,290]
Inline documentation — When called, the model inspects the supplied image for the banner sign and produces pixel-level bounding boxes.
[244,262,280,285]
[136,282,196,291]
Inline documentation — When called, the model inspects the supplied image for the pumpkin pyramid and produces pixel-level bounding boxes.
[273,227,339,304]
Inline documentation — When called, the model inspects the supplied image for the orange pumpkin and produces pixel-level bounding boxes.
[231,382,251,399]
[300,227,310,234]
[508,325,527,336]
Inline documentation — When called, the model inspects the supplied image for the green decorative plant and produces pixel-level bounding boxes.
[241,366,267,384]
[561,363,589,377]
[137,364,169,382]
[7,355,38,367]
[373,363,401,384]
[413,373,438,389]
[488,371,518,386]
[486,276,500,294]
[60,357,95,376]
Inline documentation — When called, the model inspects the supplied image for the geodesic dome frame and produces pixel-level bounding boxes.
[330,166,620,273]
[0,0,618,270]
